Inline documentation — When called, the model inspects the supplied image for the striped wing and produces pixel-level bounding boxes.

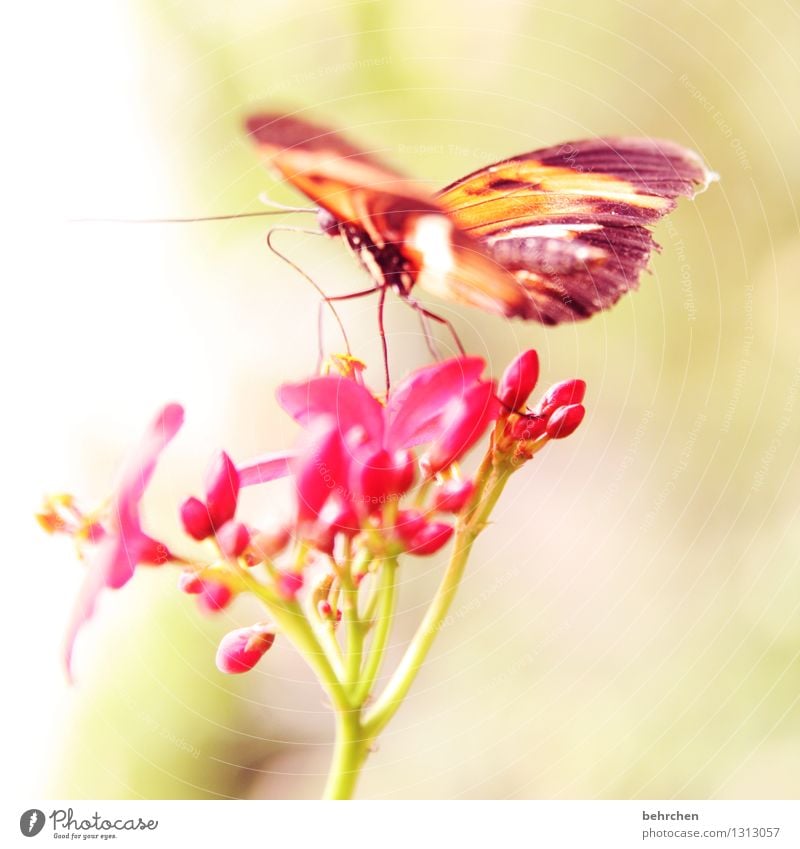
[436,137,715,323]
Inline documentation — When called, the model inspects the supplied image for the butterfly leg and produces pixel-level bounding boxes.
[377,285,390,395]
[416,307,443,361]
[324,285,383,302]
[323,283,394,391]
[401,295,466,357]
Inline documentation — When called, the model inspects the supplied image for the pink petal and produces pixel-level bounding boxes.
[277,376,384,445]
[63,531,146,680]
[115,403,184,530]
[64,403,183,680]
[385,357,486,449]
[294,417,348,526]
[424,381,499,475]
[238,450,296,488]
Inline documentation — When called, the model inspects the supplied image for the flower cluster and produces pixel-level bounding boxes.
[39,351,585,686]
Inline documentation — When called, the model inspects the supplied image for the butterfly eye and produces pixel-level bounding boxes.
[317,207,339,236]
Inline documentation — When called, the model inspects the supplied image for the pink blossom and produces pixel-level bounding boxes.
[249,357,498,530]
[64,403,184,678]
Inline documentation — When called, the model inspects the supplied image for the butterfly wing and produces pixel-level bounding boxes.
[436,137,715,323]
[246,113,428,234]
[246,113,533,314]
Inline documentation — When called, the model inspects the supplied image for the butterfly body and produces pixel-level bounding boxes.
[247,113,714,324]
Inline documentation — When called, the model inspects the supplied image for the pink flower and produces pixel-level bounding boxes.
[64,403,184,679]
[258,357,498,528]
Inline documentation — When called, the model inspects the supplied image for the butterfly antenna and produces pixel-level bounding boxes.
[265,226,353,358]
[70,209,316,225]
[257,192,317,214]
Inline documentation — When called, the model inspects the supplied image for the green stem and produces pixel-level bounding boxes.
[353,558,398,705]
[363,459,513,739]
[342,573,364,689]
[322,707,369,800]
[238,570,350,711]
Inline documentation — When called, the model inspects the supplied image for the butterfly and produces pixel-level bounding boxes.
[246,112,714,326]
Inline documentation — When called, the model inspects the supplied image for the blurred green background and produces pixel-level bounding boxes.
[36,0,800,799]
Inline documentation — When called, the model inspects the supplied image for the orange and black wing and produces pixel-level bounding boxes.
[246,113,531,315]
[246,112,428,236]
[436,137,716,323]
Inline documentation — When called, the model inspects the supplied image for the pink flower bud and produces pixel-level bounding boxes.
[180,496,213,541]
[546,404,586,439]
[392,450,417,495]
[424,381,499,475]
[536,380,586,418]
[178,571,203,594]
[276,570,304,600]
[393,508,427,546]
[498,349,539,411]
[198,580,233,613]
[353,449,416,511]
[204,451,240,529]
[216,521,251,558]
[406,520,454,556]
[318,498,360,539]
[216,626,275,674]
[433,479,475,514]
[509,414,547,443]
